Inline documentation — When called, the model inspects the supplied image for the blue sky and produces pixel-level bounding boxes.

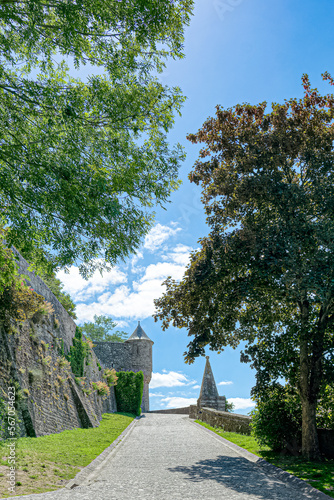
[57,0,334,413]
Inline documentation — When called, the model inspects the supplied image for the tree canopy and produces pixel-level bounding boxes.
[154,74,334,460]
[81,314,127,342]
[0,0,193,276]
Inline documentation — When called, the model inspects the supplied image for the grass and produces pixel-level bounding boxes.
[196,420,334,498]
[0,412,134,498]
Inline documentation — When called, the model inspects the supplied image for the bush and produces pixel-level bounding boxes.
[114,371,144,417]
[92,381,110,398]
[250,383,302,452]
[317,385,334,429]
[103,368,118,387]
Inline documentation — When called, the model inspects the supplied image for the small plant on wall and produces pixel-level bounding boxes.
[103,368,118,387]
[91,381,110,398]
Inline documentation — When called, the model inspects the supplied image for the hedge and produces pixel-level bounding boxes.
[114,371,144,417]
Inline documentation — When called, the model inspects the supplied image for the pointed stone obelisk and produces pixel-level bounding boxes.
[197,356,226,411]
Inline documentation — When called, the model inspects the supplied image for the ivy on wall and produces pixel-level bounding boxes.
[114,371,144,417]
[66,327,89,377]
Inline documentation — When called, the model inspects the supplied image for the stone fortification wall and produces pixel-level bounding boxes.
[93,339,152,412]
[149,407,190,414]
[93,342,132,371]
[0,313,116,437]
[190,406,252,435]
[0,248,117,438]
[12,248,76,353]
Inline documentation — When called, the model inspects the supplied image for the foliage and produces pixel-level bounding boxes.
[81,315,128,342]
[154,74,334,459]
[91,381,110,398]
[0,0,194,276]
[57,340,65,358]
[41,275,77,319]
[317,385,334,429]
[114,371,144,417]
[66,327,88,377]
[103,368,118,387]
[12,242,77,319]
[250,384,302,452]
[251,383,334,453]
[0,234,63,330]
[225,399,235,412]
[0,228,18,294]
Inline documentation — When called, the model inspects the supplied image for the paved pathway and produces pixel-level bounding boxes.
[5,414,329,500]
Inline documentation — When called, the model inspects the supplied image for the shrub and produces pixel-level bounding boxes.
[250,383,302,452]
[316,385,334,429]
[92,381,110,398]
[114,371,144,417]
[103,368,118,387]
[225,398,235,412]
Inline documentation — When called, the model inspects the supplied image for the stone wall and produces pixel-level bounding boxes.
[190,406,252,435]
[0,247,117,438]
[12,248,76,352]
[0,313,117,437]
[148,407,190,414]
[190,407,334,458]
[93,339,152,412]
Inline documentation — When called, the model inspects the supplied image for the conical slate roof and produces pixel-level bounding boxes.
[126,321,153,343]
[199,356,219,401]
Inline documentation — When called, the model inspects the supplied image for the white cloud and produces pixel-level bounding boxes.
[192,385,201,390]
[150,371,190,389]
[149,392,165,397]
[144,223,181,252]
[162,244,193,266]
[131,252,145,273]
[160,396,197,408]
[75,259,189,322]
[57,265,127,302]
[218,381,233,386]
[228,398,255,410]
[140,262,186,282]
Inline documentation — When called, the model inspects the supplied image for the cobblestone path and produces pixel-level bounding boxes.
[4,414,329,500]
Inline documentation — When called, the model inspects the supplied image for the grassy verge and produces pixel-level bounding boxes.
[195,420,334,498]
[0,412,134,498]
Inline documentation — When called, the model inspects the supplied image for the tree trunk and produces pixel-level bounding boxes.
[299,300,322,461]
[300,396,321,460]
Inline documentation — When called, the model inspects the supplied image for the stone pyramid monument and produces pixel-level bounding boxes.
[197,356,226,411]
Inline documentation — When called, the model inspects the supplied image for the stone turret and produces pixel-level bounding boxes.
[197,356,225,411]
[125,321,153,412]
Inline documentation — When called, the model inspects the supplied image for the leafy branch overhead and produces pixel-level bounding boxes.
[0,0,194,276]
[81,315,128,343]
[154,74,334,460]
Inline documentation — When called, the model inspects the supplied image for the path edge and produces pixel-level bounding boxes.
[66,416,139,489]
[190,419,331,500]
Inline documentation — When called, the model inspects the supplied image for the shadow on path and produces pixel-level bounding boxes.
[168,455,295,500]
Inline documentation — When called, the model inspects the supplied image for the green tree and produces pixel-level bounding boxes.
[154,74,334,460]
[0,0,194,276]
[81,314,127,342]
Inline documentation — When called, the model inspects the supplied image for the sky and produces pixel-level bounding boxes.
[57,0,334,414]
